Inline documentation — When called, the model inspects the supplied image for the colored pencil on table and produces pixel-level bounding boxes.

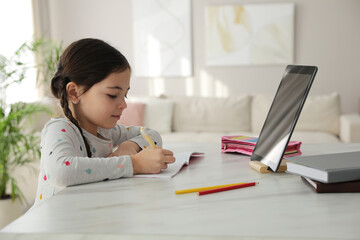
[175,183,246,194]
[198,182,258,196]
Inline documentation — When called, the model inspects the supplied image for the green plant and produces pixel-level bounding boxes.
[0,38,61,203]
[0,102,49,202]
[10,38,63,90]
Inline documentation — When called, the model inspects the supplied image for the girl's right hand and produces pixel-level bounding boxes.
[130,147,175,174]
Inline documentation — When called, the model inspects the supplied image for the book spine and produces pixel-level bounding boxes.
[328,168,360,183]
[318,182,360,193]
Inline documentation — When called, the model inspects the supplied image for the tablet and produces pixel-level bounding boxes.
[250,65,318,172]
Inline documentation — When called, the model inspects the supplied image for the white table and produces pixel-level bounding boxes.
[2,143,360,240]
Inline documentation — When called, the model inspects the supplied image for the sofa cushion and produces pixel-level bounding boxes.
[291,131,341,143]
[118,102,145,126]
[251,94,272,134]
[296,93,340,135]
[126,97,174,134]
[170,95,251,132]
[251,93,340,136]
[144,98,174,134]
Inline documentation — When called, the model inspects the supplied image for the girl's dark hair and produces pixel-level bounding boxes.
[51,38,131,157]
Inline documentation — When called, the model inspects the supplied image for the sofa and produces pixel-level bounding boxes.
[14,92,360,211]
[119,93,360,144]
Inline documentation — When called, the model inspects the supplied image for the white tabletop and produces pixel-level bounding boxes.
[2,143,360,239]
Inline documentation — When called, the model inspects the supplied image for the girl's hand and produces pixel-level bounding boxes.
[109,141,141,157]
[130,147,175,174]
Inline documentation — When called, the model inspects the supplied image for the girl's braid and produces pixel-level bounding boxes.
[59,82,92,157]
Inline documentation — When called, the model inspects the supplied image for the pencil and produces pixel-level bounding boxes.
[198,182,258,196]
[175,183,246,194]
[140,127,156,149]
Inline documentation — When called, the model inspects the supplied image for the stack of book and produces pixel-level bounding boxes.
[221,135,302,157]
[286,151,360,193]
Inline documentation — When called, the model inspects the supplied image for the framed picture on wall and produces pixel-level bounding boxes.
[133,0,192,77]
[206,3,295,66]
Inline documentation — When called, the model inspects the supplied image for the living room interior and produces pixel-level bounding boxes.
[39,0,360,112]
[1,0,360,235]
[28,0,360,143]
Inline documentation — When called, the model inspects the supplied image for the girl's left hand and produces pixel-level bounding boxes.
[109,140,141,157]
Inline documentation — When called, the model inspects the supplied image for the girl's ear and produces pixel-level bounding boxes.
[66,82,81,104]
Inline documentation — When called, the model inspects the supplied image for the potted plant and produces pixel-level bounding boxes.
[0,38,62,228]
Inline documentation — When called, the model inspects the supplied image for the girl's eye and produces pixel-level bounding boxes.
[107,94,117,99]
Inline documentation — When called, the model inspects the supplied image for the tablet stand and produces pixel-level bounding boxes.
[249,159,287,173]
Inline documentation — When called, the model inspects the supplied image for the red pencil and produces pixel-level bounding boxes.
[198,182,258,196]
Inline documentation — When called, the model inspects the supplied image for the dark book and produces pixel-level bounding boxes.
[286,151,360,183]
[301,177,360,193]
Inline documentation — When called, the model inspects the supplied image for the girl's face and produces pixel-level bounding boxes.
[75,69,131,136]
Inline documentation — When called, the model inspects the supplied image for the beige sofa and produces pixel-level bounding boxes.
[121,93,360,144]
[15,92,360,211]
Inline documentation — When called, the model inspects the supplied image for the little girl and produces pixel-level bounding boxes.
[35,38,175,205]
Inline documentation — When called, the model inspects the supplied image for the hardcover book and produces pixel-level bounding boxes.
[301,177,360,193]
[286,151,360,183]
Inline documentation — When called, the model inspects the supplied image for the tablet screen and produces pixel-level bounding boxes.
[250,65,318,172]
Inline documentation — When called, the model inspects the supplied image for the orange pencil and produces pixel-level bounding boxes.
[198,182,258,196]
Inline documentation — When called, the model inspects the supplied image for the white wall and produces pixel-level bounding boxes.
[46,0,360,113]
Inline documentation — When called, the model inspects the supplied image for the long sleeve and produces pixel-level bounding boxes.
[35,118,164,206]
[40,119,134,187]
[35,119,149,206]
[99,124,163,150]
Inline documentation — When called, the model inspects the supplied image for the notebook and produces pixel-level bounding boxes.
[133,152,203,178]
[286,151,360,183]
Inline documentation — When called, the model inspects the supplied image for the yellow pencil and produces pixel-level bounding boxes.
[175,183,247,194]
[140,127,156,149]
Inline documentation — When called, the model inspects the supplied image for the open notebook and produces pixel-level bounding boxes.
[133,152,203,178]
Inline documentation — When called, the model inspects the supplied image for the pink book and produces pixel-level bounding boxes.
[221,135,302,157]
